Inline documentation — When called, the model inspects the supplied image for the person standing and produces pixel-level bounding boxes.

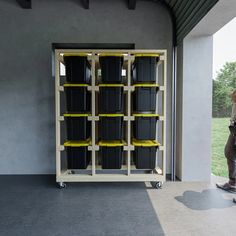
[216,90,236,203]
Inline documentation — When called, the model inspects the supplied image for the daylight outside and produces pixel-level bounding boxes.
[212,17,236,178]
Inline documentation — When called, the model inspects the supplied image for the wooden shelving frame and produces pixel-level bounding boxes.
[55,49,167,184]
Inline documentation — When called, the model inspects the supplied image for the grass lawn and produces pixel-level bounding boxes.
[212,117,230,177]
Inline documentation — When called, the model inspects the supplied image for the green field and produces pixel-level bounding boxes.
[212,117,230,177]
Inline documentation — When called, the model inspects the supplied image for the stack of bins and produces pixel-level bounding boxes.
[131,54,160,169]
[98,55,125,169]
[132,139,160,169]
[63,55,92,169]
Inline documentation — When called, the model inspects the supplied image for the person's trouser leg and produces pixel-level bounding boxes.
[216,134,236,192]
[225,134,236,186]
[227,157,236,187]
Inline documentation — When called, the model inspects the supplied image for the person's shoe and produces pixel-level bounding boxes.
[216,182,236,193]
[233,198,236,203]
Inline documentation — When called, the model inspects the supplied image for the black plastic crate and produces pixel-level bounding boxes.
[99,56,124,83]
[65,145,91,169]
[100,147,123,169]
[64,86,91,112]
[132,140,159,169]
[99,141,125,169]
[99,86,124,113]
[64,56,91,84]
[133,86,157,112]
[132,56,158,83]
[64,115,91,141]
[133,115,158,140]
[133,146,157,169]
[99,115,124,140]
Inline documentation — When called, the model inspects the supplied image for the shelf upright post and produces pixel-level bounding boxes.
[91,53,96,176]
[162,51,167,180]
[55,50,61,180]
[127,53,131,176]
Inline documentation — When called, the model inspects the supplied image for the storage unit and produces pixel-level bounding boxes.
[133,84,159,112]
[64,55,91,84]
[99,140,125,169]
[99,55,124,83]
[64,114,91,141]
[99,84,124,113]
[64,84,91,112]
[132,139,160,169]
[132,55,159,83]
[99,114,124,140]
[55,49,167,187]
[64,140,91,169]
[133,114,159,140]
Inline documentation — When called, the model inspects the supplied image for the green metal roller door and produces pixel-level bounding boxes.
[164,0,218,45]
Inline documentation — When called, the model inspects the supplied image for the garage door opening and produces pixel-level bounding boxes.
[212,17,236,178]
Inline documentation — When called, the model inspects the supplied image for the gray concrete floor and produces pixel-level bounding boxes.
[0,175,235,236]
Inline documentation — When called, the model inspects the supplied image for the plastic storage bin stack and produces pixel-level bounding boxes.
[132,54,160,169]
[99,84,124,113]
[132,139,160,169]
[64,140,91,169]
[63,55,92,169]
[133,84,159,112]
[99,140,125,169]
[98,55,125,169]
[99,56,124,84]
[64,56,91,84]
[133,114,159,140]
[64,84,91,113]
[99,114,124,140]
[64,114,91,141]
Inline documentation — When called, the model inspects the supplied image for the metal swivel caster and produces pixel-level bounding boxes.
[58,182,67,189]
[151,181,163,189]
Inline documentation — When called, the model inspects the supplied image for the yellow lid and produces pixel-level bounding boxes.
[64,113,90,117]
[64,139,91,147]
[133,114,159,118]
[99,53,124,57]
[99,84,124,87]
[98,140,126,147]
[63,53,90,57]
[99,114,124,117]
[134,53,159,57]
[64,83,89,87]
[132,139,160,147]
[134,83,159,87]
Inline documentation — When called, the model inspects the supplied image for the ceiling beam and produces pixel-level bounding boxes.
[16,0,32,9]
[128,0,136,10]
[81,0,89,9]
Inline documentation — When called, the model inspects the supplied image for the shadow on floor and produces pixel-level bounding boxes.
[0,175,165,236]
[175,189,235,210]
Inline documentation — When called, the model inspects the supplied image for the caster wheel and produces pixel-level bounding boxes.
[58,182,66,189]
[151,181,163,189]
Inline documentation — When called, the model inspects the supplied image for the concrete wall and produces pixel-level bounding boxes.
[0,0,172,174]
[176,36,213,181]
